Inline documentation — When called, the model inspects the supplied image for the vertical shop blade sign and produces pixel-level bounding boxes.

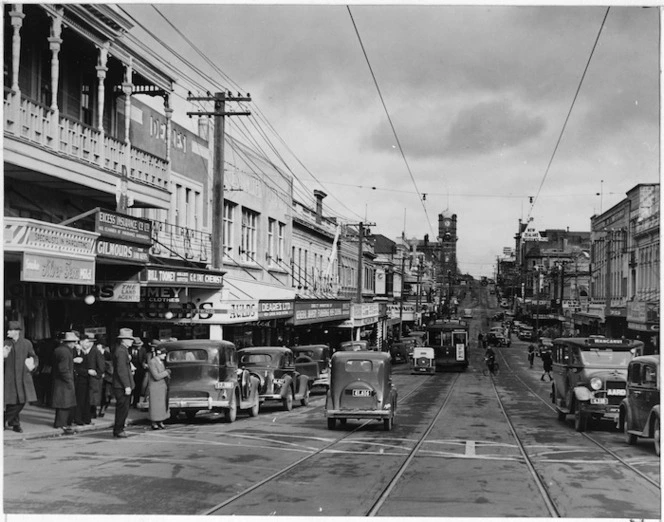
[116,165,133,212]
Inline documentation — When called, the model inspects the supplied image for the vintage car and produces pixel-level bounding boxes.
[487,326,510,347]
[550,337,644,432]
[237,347,310,411]
[390,338,416,364]
[619,355,660,455]
[411,347,435,374]
[517,325,534,341]
[291,344,331,392]
[339,340,371,352]
[325,351,397,431]
[153,339,261,423]
[537,337,554,356]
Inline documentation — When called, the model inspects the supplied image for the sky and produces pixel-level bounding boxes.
[121,3,660,278]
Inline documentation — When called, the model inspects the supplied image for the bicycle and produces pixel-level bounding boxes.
[482,357,499,376]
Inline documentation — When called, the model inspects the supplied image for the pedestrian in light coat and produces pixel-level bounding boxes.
[52,331,79,434]
[112,328,135,438]
[4,320,38,433]
[147,347,171,430]
[86,334,106,419]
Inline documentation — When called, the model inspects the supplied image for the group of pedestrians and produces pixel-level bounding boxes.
[527,342,553,380]
[4,322,171,437]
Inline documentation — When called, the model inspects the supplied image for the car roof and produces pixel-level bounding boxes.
[237,346,291,354]
[553,337,644,349]
[292,344,328,350]
[332,351,391,362]
[629,354,660,366]
[160,339,235,351]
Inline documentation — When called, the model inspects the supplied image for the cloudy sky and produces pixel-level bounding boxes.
[123,3,660,277]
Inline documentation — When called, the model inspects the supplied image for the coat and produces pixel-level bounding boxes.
[3,337,38,405]
[147,356,170,422]
[112,343,135,391]
[51,344,76,409]
[88,347,106,406]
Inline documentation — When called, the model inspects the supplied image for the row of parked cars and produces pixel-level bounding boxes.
[140,339,399,431]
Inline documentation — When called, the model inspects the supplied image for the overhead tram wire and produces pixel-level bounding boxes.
[347,6,434,237]
[525,6,610,223]
[147,4,365,223]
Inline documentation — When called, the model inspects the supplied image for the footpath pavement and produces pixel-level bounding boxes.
[3,402,150,442]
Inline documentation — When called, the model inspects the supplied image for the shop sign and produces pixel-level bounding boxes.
[258,300,294,320]
[96,238,150,262]
[95,209,152,245]
[140,267,223,287]
[100,281,141,302]
[290,300,351,325]
[4,217,98,255]
[22,253,95,284]
[607,308,626,317]
[6,280,139,302]
[627,322,659,332]
[352,303,380,320]
[142,287,185,303]
[387,304,415,319]
[117,298,258,324]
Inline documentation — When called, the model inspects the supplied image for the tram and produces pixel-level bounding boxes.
[425,319,470,371]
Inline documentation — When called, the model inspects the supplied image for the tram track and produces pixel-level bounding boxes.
[201,371,445,516]
[494,350,661,494]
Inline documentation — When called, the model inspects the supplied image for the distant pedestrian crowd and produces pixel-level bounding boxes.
[4,322,171,437]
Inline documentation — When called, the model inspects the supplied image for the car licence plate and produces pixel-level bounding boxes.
[352,389,372,397]
[215,382,233,389]
[590,398,608,405]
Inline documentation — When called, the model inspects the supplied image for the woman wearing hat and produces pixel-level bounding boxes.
[52,331,79,434]
[147,346,171,430]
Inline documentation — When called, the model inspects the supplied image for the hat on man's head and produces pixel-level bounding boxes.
[133,337,144,347]
[7,320,21,331]
[117,328,135,340]
[81,332,96,341]
[62,331,80,342]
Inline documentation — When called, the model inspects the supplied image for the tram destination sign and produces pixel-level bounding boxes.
[95,209,152,245]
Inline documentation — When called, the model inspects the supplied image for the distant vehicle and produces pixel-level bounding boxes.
[237,347,311,411]
[390,338,416,364]
[326,351,398,431]
[154,339,261,423]
[550,337,644,432]
[339,340,371,352]
[411,347,435,374]
[291,345,331,392]
[537,337,554,356]
[500,299,509,308]
[425,319,470,371]
[518,325,534,341]
[619,355,660,455]
[487,327,510,347]
[462,309,473,319]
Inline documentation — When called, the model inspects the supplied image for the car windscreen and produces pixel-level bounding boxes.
[579,349,632,368]
[294,350,315,359]
[167,349,208,362]
[240,353,274,367]
[345,360,373,372]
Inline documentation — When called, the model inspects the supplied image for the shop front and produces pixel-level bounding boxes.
[572,305,605,337]
[286,299,351,348]
[336,303,381,348]
[253,300,294,346]
[627,300,659,354]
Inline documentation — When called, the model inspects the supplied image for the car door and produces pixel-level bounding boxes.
[637,362,658,430]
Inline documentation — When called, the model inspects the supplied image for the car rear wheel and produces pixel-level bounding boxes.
[248,399,259,417]
[301,384,310,406]
[384,416,393,431]
[283,388,293,411]
[624,410,637,445]
[653,416,660,456]
[327,418,336,430]
[224,393,237,423]
[574,407,587,432]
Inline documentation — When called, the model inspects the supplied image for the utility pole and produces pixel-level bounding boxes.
[187,91,251,271]
[398,254,406,338]
[347,221,375,304]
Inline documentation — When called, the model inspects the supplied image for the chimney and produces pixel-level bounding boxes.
[314,190,326,224]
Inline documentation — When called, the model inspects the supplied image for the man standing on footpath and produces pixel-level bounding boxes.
[52,331,79,435]
[73,333,92,425]
[4,320,38,433]
[112,328,135,438]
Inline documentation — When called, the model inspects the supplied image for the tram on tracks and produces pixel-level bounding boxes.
[425,319,470,371]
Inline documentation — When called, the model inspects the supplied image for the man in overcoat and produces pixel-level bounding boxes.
[112,328,135,438]
[73,334,92,425]
[52,331,78,434]
[4,320,38,433]
[129,337,147,407]
[87,334,106,419]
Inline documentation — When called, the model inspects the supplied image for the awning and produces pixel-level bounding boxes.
[224,276,296,300]
[572,312,604,326]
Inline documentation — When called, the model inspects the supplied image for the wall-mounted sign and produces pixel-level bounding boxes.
[139,266,223,288]
[96,238,150,262]
[95,209,152,245]
[22,253,95,284]
[289,300,351,325]
[258,300,294,320]
[4,217,98,254]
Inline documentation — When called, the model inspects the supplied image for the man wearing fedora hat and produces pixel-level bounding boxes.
[52,331,79,434]
[4,320,38,433]
[112,328,135,438]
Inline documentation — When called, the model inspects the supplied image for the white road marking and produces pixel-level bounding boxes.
[466,440,476,456]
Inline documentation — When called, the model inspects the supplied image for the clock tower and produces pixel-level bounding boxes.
[438,213,458,315]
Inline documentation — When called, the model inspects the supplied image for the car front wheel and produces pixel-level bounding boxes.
[384,416,393,431]
[574,407,587,432]
[624,410,637,445]
[283,388,293,411]
[224,393,237,423]
[653,416,660,456]
[248,399,259,417]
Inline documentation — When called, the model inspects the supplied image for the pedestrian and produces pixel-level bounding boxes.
[527,343,535,369]
[540,349,553,381]
[147,346,171,430]
[52,331,78,435]
[73,333,92,425]
[98,342,113,418]
[112,328,135,438]
[477,332,484,349]
[86,334,105,420]
[4,320,38,433]
[129,337,147,408]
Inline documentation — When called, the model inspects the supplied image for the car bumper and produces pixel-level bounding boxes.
[259,394,285,402]
[168,398,231,410]
[326,409,392,420]
[578,403,621,420]
[412,366,435,374]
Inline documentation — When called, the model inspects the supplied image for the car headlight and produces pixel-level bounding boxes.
[590,377,602,391]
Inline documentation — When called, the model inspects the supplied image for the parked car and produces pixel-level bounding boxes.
[154,339,261,423]
[492,312,505,322]
[404,331,427,347]
[237,347,310,411]
[411,347,435,374]
[390,338,416,364]
[339,340,371,352]
[487,330,510,347]
[291,345,331,393]
[325,351,398,431]
[550,337,644,432]
[619,355,660,455]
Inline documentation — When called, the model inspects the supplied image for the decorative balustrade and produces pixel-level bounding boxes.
[150,220,211,265]
[5,92,169,190]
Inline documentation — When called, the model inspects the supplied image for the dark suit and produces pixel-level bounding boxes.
[129,345,147,406]
[88,347,106,410]
[52,343,76,428]
[3,336,38,429]
[112,342,135,436]
[73,347,91,424]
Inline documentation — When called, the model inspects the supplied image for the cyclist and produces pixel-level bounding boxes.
[484,345,497,375]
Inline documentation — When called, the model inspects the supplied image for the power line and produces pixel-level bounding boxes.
[347,6,433,236]
[526,7,611,223]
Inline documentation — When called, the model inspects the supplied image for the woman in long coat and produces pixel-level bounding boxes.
[52,332,78,432]
[147,348,170,429]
